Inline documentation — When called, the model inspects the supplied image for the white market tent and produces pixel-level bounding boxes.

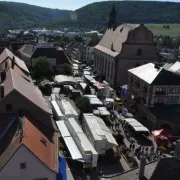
[55,75,77,85]
[50,101,64,120]
[124,118,149,132]
[84,71,91,75]
[97,107,110,116]
[58,99,79,120]
[105,98,114,103]
[82,114,118,154]
[84,95,97,98]
[90,99,103,106]
[56,121,83,160]
[66,118,98,167]
[79,82,87,90]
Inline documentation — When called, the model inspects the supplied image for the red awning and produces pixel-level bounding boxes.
[152,129,169,140]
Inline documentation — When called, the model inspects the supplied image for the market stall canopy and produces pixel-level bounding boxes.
[84,71,90,75]
[106,98,114,103]
[124,118,149,132]
[79,82,87,90]
[152,129,169,140]
[55,75,77,85]
[97,107,110,116]
[56,121,83,160]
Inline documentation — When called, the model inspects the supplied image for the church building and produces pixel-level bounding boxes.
[94,6,158,87]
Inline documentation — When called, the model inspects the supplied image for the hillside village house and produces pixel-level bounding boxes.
[17,44,70,71]
[0,48,58,180]
[94,6,158,87]
[128,62,180,134]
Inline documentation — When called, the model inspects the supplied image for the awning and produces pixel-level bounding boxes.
[124,118,149,132]
[56,121,70,137]
[80,83,87,90]
[152,129,169,140]
[98,107,110,116]
[64,137,83,160]
[133,126,149,132]
[106,98,114,103]
[56,121,83,160]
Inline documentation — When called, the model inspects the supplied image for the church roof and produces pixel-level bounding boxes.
[95,24,141,57]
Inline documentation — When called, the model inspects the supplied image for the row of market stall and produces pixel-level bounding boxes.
[123,118,150,134]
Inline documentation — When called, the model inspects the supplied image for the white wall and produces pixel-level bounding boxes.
[0,145,56,180]
[32,58,56,67]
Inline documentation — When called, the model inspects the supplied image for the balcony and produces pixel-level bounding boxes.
[155,91,166,95]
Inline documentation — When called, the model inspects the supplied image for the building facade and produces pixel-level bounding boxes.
[94,7,158,87]
[18,44,70,71]
[128,62,180,133]
[86,46,94,62]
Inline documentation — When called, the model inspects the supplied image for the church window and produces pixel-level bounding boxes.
[111,63,113,79]
[137,48,142,56]
[108,61,110,77]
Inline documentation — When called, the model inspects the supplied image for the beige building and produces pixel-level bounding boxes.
[128,62,180,133]
[94,7,158,87]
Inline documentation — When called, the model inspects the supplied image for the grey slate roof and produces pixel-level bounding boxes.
[101,160,158,180]
[129,63,180,85]
[18,44,57,59]
[102,157,180,180]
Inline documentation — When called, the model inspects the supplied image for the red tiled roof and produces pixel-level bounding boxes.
[0,58,51,114]
[23,116,58,172]
[0,115,58,172]
[0,48,29,73]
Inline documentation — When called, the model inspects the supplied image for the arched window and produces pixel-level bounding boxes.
[136,48,142,56]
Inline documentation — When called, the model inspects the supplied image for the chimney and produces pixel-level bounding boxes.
[11,56,15,69]
[138,155,146,180]
[111,43,114,51]
[0,84,4,99]
[1,71,6,82]
[174,140,180,156]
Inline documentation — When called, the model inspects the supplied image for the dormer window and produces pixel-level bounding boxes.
[120,27,124,32]
[137,48,142,56]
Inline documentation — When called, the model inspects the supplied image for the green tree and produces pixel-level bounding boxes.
[75,97,93,114]
[33,56,54,80]
[74,35,83,42]
[58,63,73,76]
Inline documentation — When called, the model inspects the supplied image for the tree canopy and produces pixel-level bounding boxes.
[75,97,93,114]
[58,63,73,76]
[33,56,54,80]
[54,1,180,30]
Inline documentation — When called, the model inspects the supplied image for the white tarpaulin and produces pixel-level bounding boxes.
[124,118,149,132]
[56,121,83,160]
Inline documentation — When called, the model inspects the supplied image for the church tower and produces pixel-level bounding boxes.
[108,5,117,30]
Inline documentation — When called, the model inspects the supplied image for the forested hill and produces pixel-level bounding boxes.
[0,1,71,30]
[54,1,180,29]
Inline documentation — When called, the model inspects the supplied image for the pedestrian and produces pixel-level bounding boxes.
[132,143,135,150]
[130,144,132,149]
[99,171,103,177]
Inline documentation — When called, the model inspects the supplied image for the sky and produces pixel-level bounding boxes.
[0,0,179,10]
